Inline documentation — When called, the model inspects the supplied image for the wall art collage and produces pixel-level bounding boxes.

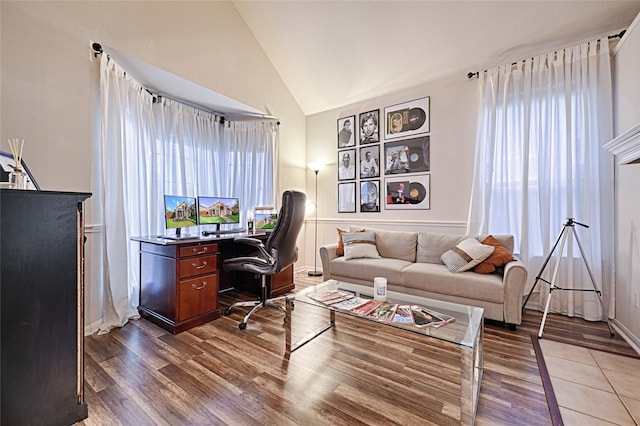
[337,96,430,213]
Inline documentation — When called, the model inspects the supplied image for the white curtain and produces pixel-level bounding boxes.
[98,55,277,334]
[467,38,615,321]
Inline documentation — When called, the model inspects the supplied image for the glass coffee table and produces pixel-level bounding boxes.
[284,279,484,425]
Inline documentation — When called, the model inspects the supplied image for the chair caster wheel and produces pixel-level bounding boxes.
[224,308,232,316]
[239,322,247,330]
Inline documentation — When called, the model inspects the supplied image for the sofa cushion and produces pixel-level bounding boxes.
[416,232,468,264]
[401,263,505,303]
[329,257,412,282]
[351,226,417,262]
[441,238,494,273]
[473,235,515,274]
[336,227,364,256]
[343,232,381,260]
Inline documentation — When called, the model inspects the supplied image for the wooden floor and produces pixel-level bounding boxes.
[79,279,635,426]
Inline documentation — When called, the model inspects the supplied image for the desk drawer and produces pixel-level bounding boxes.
[178,243,218,258]
[177,274,218,321]
[178,255,218,278]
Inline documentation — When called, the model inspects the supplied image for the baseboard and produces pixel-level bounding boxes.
[611,319,640,356]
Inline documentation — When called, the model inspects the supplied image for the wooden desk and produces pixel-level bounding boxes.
[133,232,294,333]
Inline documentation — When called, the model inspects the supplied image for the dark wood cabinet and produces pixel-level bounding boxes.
[0,189,90,426]
[135,232,295,333]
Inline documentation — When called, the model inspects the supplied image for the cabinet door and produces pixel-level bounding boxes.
[178,255,218,279]
[178,274,218,321]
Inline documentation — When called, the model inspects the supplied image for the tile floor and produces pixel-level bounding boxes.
[539,339,640,425]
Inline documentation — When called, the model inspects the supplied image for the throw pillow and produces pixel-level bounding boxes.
[473,235,515,274]
[441,238,494,273]
[343,231,381,260]
[336,227,365,256]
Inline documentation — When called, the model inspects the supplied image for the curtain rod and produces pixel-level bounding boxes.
[466,29,627,79]
[90,42,280,125]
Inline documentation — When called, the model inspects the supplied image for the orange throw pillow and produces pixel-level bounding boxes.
[473,235,515,274]
[336,228,364,256]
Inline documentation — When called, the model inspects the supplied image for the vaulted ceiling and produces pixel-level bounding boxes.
[233,1,640,116]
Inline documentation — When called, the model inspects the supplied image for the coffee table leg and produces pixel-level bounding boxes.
[285,298,336,355]
[460,321,483,425]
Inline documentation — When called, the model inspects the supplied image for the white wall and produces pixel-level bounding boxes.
[0,1,307,333]
[612,13,640,348]
[304,74,478,269]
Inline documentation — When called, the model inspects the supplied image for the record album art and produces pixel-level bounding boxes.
[384,97,430,139]
[384,174,430,210]
[384,136,430,175]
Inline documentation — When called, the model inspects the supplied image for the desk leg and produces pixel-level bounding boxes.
[285,299,335,355]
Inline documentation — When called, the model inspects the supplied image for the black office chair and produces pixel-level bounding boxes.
[223,190,306,329]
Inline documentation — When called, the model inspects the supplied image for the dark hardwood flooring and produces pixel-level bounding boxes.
[79,277,636,425]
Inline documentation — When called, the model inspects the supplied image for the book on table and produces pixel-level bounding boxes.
[368,303,398,321]
[410,305,456,328]
[391,305,414,324]
[349,300,382,316]
[330,296,371,311]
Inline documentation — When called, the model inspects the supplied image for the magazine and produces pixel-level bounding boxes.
[350,300,382,316]
[308,290,354,304]
[391,305,414,324]
[331,296,371,311]
[368,303,397,321]
[410,305,456,328]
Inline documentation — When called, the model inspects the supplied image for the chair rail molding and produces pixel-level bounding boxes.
[604,122,640,165]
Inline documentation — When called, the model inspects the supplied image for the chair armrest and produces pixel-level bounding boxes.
[502,256,528,325]
[319,244,339,279]
[233,237,271,262]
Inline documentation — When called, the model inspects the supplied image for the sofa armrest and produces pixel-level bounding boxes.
[319,244,339,279]
[502,256,528,325]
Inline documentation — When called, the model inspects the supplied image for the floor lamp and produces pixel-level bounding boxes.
[308,163,323,277]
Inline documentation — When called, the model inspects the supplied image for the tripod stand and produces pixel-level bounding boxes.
[522,218,613,338]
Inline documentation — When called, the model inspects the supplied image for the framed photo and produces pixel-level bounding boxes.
[338,182,356,213]
[383,136,430,175]
[338,149,356,181]
[384,174,430,210]
[360,180,380,212]
[337,115,356,148]
[384,96,430,140]
[359,109,380,144]
[359,144,380,179]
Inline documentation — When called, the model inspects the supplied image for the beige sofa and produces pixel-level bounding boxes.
[319,227,528,327]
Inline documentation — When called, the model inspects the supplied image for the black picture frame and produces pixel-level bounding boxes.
[337,115,356,148]
[360,179,380,212]
[359,144,380,179]
[0,150,40,190]
[338,182,356,213]
[384,96,430,140]
[359,109,380,144]
[384,173,430,210]
[338,148,356,181]
[383,136,430,175]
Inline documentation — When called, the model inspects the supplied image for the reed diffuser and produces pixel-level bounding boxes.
[7,138,27,189]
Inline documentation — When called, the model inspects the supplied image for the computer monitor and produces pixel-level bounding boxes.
[254,211,278,232]
[163,195,198,239]
[197,196,240,232]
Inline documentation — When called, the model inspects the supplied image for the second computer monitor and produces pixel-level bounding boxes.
[198,196,240,231]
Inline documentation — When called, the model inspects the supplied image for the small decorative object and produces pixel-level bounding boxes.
[7,138,27,189]
[383,96,430,139]
[373,277,388,302]
[247,211,254,234]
